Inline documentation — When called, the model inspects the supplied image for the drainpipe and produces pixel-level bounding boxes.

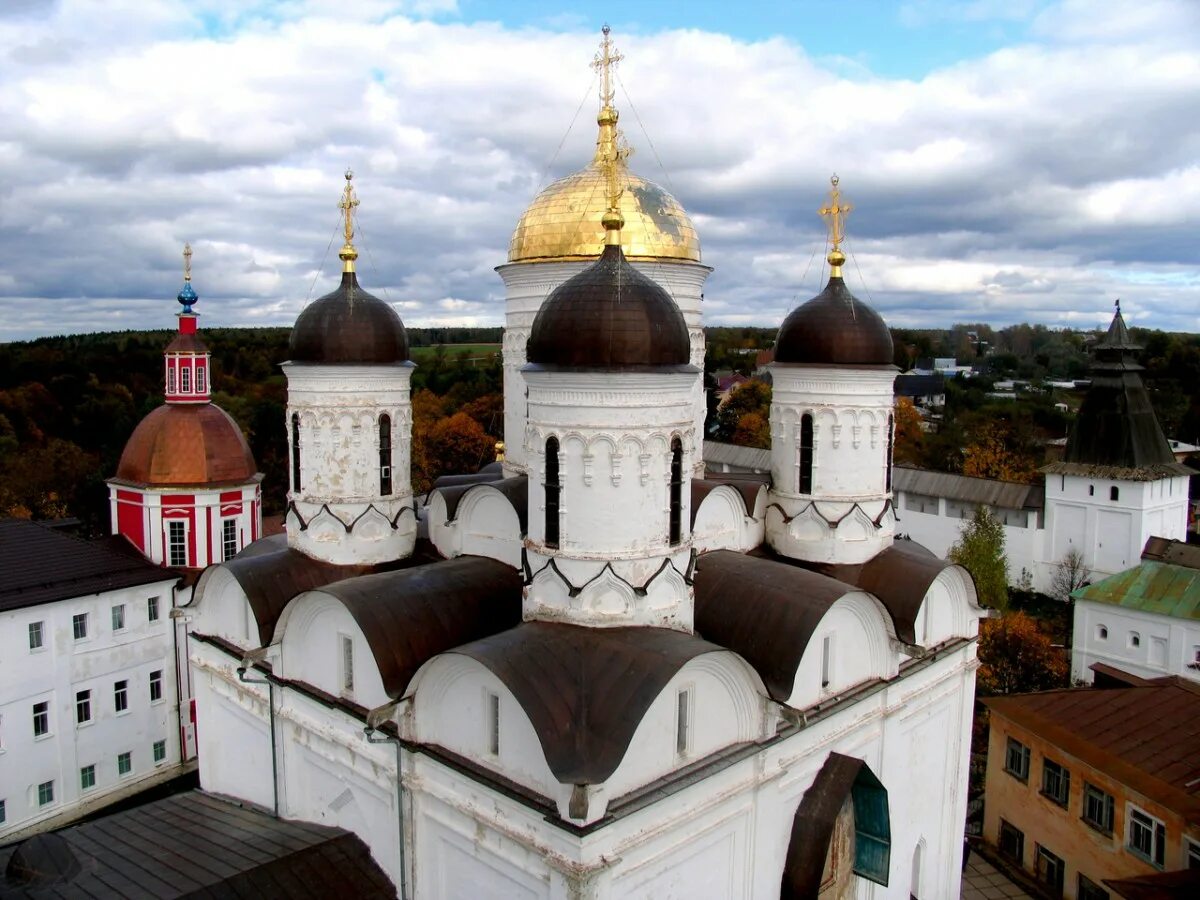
[365,701,408,900]
[237,648,278,818]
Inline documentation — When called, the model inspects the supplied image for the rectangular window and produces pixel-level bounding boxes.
[1079,874,1110,900]
[486,691,500,756]
[33,701,49,737]
[196,366,206,393]
[1035,845,1065,897]
[222,518,238,560]
[168,520,187,567]
[37,780,54,806]
[181,365,191,392]
[149,670,163,703]
[80,764,96,791]
[821,634,833,689]
[1128,806,1166,867]
[111,603,126,631]
[148,595,160,622]
[73,612,88,640]
[999,819,1024,864]
[114,680,128,713]
[153,739,166,764]
[117,751,132,776]
[1186,838,1200,869]
[0,799,5,823]
[1041,758,1070,806]
[676,688,691,756]
[1004,737,1030,781]
[340,636,354,693]
[1083,782,1115,834]
[28,621,44,650]
[167,365,176,394]
[76,690,91,725]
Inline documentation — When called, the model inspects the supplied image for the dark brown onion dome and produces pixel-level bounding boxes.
[288,271,408,364]
[526,243,690,369]
[774,275,893,366]
[115,404,258,486]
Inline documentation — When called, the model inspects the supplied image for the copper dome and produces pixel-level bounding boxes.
[288,271,408,365]
[774,276,893,366]
[115,404,258,487]
[526,244,690,369]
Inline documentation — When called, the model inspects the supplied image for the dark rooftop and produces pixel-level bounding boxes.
[0,519,178,614]
[288,270,409,365]
[984,677,1200,824]
[773,275,894,368]
[0,790,396,899]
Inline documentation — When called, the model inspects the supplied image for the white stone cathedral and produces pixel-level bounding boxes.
[186,29,985,899]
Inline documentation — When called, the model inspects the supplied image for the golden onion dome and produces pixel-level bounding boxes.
[508,27,701,265]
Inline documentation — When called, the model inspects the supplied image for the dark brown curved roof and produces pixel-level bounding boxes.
[774,276,893,366]
[289,271,409,364]
[694,550,855,702]
[318,556,523,698]
[433,476,528,533]
[781,753,887,899]
[526,244,691,370]
[782,538,955,644]
[689,476,765,526]
[115,403,258,487]
[165,331,208,353]
[451,622,725,784]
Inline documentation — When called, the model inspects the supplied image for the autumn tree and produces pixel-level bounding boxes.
[961,422,1038,483]
[731,412,770,449]
[418,412,496,491]
[977,611,1069,696]
[716,379,772,445]
[949,505,1009,612]
[892,396,924,466]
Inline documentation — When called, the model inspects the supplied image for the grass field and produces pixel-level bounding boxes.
[409,343,500,361]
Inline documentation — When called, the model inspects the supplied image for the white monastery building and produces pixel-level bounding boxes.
[0,520,182,843]
[181,30,987,900]
[893,306,1191,594]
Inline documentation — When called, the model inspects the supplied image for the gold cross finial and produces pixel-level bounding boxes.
[183,242,192,282]
[338,169,360,273]
[818,174,852,276]
[592,24,623,115]
[592,26,627,244]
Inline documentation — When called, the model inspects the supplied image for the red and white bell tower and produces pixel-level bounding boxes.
[108,244,263,569]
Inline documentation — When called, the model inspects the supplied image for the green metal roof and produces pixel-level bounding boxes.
[1073,560,1200,621]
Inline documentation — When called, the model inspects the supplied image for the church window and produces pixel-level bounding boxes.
[886,414,894,491]
[379,414,392,495]
[1129,631,1140,649]
[669,437,683,545]
[28,621,44,650]
[168,521,187,567]
[291,414,302,492]
[486,691,500,756]
[340,635,354,694]
[222,519,238,560]
[821,635,834,689]
[1097,625,1108,640]
[675,688,691,756]
[1110,486,1119,501]
[196,365,206,393]
[798,414,814,494]
[181,365,191,393]
[167,365,176,394]
[544,437,560,549]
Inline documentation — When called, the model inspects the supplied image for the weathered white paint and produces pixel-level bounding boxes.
[1071,599,1200,684]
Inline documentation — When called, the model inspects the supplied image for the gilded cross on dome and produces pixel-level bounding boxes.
[183,242,192,282]
[338,169,360,273]
[592,24,623,114]
[819,175,852,253]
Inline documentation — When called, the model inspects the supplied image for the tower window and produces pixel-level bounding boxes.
[544,437,560,549]
[167,365,176,394]
[379,414,392,496]
[222,518,238,560]
[798,414,814,494]
[486,691,500,756]
[340,635,354,694]
[168,520,187,567]
[676,688,691,756]
[181,365,191,393]
[886,414,894,492]
[1110,486,1119,501]
[821,634,834,689]
[291,413,302,492]
[196,365,206,393]
[669,437,683,545]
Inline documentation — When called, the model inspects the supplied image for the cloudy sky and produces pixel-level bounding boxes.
[1,0,1198,341]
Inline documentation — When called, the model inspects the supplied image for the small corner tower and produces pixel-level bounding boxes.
[521,119,700,631]
[283,171,416,565]
[766,177,898,565]
[1042,301,1191,576]
[109,245,263,568]
[498,26,711,478]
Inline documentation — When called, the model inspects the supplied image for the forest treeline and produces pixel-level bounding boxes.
[3,321,1199,532]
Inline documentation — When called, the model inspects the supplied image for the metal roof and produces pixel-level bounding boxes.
[893,465,1044,511]
[0,790,396,898]
[0,519,178,613]
[983,678,1200,824]
[1072,560,1200,621]
[702,441,771,472]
